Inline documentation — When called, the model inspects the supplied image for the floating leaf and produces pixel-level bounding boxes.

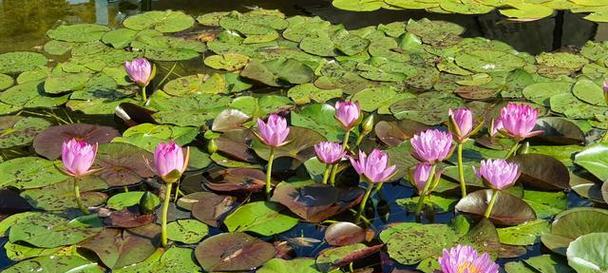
[455,189,536,226]
[324,221,366,246]
[380,222,459,265]
[258,258,320,273]
[290,104,344,142]
[224,201,299,236]
[541,208,608,255]
[0,157,68,189]
[566,232,608,273]
[195,232,276,272]
[20,176,108,211]
[0,52,48,74]
[191,192,237,227]
[123,11,194,33]
[47,24,110,42]
[95,143,155,187]
[511,154,570,191]
[574,143,608,182]
[2,255,104,273]
[33,123,120,160]
[112,123,198,152]
[332,0,384,11]
[0,116,51,149]
[204,53,249,71]
[9,213,102,248]
[167,219,209,244]
[497,219,550,246]
[240,58,315,87]
[0,73,14,90]
[107,191,160,211]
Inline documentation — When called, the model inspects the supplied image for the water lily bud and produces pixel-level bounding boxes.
[125,58,155,87]
[603,80,608,105]
[361,114,375,135]
[139,191,157,214]
[335,101,361,130]
[207,138,218,154]
[154,141,185,184]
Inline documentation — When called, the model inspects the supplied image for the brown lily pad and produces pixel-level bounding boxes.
[203,167,266,193]
[511,154,570,191]
[33,123,120,160]
[195,232,276,272]
[191,191,237,227]
[375,120,429,147]
[325,221,366,247]
[455,189,536,226]
[94,143,155,187]
[532,117,585,145]
[215,129,258,162]
[103,207,157,228]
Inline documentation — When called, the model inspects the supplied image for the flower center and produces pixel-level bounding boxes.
[457,262,481,273]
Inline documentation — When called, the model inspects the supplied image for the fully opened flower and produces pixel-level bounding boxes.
[475,159,520,190]
[125,58,153,87]
[449,108,475,142]
[410,129,454,163]
[496,103,542,141]
[62,138,98,177]
[335,101,360,129]
[411,162,433,193]
[257,114,290,147]
[438,245,499,273]
[349,149,397,183]
[154,141,185,182]
[314,141,346,164]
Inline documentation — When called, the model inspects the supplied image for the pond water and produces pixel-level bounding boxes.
[1,1,608,273]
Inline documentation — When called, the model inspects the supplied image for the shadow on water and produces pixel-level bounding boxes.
[0,0,607,54]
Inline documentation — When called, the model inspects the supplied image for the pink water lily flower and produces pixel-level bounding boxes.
[496,102,542,141]
[257,114,290,147]
[438,245,499,273]
[449,108,474,142]
[125,58,153,87]
[412,162,433,193]
[349,149,397,183]
[410,129,454,163]
[475,159,520,190]
[154,141,185,180]
[314,141,346,164]
[335,101,360,129]
[603,80,608,104]
[62,138,98,177]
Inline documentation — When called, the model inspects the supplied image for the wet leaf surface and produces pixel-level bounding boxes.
[195,232,276,272]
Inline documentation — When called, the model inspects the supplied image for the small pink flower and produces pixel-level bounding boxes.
[154,141,185,179]
[475,159,520,190]
[412,162,432,193]
[438,245,499,273]
[449,108,474,142]
[349,149,397,183]
[496,103,542,141]
[489,118,502,137]
[410,129,454,164]
[125,58,153,87]
[257,114,290,147]
[335,101,360,129]
[314,141,346,164]
[62,138,97,177]
[603,80,608,104]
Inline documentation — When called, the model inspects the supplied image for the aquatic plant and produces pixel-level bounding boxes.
[61,138,97,214]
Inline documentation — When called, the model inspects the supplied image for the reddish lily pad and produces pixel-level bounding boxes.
[79,224,160,269]
[271,180,364,222]
[375,120,429,147]
[252,126,326,163]
[511,154,570,191]
[95,143,155,187]
[203,167,266,193]
[215,129,258,163]
[103,207,157,228]
[191,191,237,227]
[532,117,585,145]
[325,221,366,246]
[195,232,276,272]
[455,189,536,226]
[33,123,120,160]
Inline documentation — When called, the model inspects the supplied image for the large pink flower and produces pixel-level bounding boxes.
[496,103,542,141]
[125,58,153,87]
[475,159,520,190]
[349,149,397,183]
[62,138,97,177]
[335,101,360,129]
[314,141,346,164]
[438,245,499,273]
[411,162,432,193]
[449,108,474,142]
[410,129,454,163]
[154,141,185,180]
[257,114,290,147]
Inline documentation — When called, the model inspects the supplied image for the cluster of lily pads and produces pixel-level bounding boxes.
[332,0,608,22]
[0,8,607,273]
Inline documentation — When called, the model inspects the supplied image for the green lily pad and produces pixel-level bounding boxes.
[390,92,463,125]
[230,95,293,119]
[290,103,345,142]
[499,3,555,21]
[0,157,68,189]
[574,143,608,182]
[106,191,161,211]
[455,50,526,73]
[9,213,102,248]
[123,11,194,33]
[440,0,494,14]
[102,28,138,48]
[287,83,342,105]
[20,176,108,211]
[523,190,568,219]
[163,74,226,96]
[224,201,298,236]
[95,143,155,187]
[550,93,606,119]
[0,73,13,90]
[0,52,48,74]
[332,0,384,11]
[204,53,249,71]
[112,123,198,152]
[351,86,415,112]
[240,58,315,87]
[115,247,202,272]
[167,219,209,244]
[44,71,91,94]
[396,195,458,213]
[497,219,550,246]
[149,92,231,127]
[522,82,572,106]
[258,258,320,273]
[567,232,608,273]
[536,52,589,71]
[0,80,69,109]
[0,116,51,149]
[47,24,110,42]
[3,241,64,261]
[572,79,605,106]
[2,255,104,273]
[541,208,608,255]
[380,222,459,265]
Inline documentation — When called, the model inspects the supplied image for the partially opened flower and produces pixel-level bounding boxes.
[411,162,433,193]
[154,141,185,183]
[314,141,346,165]
[349,149,397,183]
[335,101,360,129]
[62,138,98,177]
[410,129,454,163]
[257,114,290,147]
[449,108,478,142]
[438,245,499,273]
[475,159,520,190]
[603,80,608,104]
[125,58,154,87]
[496,103,542,141]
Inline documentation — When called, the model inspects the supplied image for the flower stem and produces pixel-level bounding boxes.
[457,143,466,197]
[265,148,276,199]
[355,133,365,148]
[484,189,499,218]
[505,141,520,159]
[321,164,331,184]
[141,85,147,102]
[329,163,339,186]
[342,130,351,152]
[355,181,374,224]
[161,183,172,248]
[73,177,88,215]
[415,164,436,217]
